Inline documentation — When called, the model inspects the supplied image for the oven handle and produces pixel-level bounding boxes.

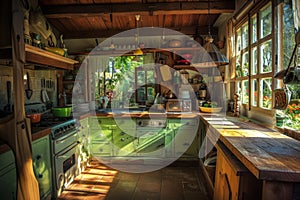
[55,131,78,144]
[57,142,80,159]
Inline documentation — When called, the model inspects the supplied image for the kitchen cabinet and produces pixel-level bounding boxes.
[89,117,114,156]
[32,135,52,200]
[213,142,261,200]
[168,118,200,159]
[0,135,52,200]
[0,149,17,200]
[78,118,90,172]
[135,128,167,157]
[112,118,137,157]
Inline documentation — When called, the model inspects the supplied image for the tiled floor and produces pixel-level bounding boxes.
[57,159,210,200]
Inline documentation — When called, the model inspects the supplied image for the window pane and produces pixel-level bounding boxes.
[251,79,257,106]
[236,29,242,52]
[236,81,241,95]
[260,78,272,109]
[236,55,242,77]
[260,4,272,38]
[260,40,272,73]
[137,71,145,85]
[242,52,249,76]
[147,71,154,84]
[283,2,295,68]
[251,47,257,75]
[242,80,249,104]
[242,23,249,49]
[251,15,257,43]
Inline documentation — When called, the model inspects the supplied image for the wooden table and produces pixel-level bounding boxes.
[200,113,300,200]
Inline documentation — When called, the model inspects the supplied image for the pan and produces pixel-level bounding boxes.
[25,72,33,99]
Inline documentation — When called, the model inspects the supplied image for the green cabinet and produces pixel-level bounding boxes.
[112,118,137,157]
[0,135,52,200]
[88,116,200,160]
[32,135,52,200]
[168,118,200,159]
[0,149,17,200]
[89,117,114,156]
[78,118,90,171]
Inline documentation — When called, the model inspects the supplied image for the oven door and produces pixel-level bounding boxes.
[53,142,79,198]
[54,130,78,154]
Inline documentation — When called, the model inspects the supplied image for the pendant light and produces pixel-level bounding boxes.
[133,14,143,55]
[191,0,229,67]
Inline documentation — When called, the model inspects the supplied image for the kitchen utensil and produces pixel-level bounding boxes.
[25,72,33,99]
[52,106,72,117]
[26,113,41,124]
[4,81,12,112]
[41,89,50,103]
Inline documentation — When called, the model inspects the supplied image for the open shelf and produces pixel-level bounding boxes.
[25,44,78,70]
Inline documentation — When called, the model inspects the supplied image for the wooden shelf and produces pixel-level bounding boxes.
[69,47,203,56]
[25,44,78,70]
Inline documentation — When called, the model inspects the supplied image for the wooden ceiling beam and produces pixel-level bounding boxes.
[62,26,218,39]
[42,1,235,18]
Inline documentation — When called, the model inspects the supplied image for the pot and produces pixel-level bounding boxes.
[52,106,72,117]
[26,113,41,123]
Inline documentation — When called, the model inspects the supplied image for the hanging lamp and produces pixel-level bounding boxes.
[191,0,229,67]
[133,14,143,55]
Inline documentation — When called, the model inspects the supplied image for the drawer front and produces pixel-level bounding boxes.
[89,117,116,129]
[91,142,112,156]
[80,118,89,128]
[90,129,112,141]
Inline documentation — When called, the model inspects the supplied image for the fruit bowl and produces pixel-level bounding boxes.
[199,106,222,113]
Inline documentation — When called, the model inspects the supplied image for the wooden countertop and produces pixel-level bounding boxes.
[200,113,300,182]
[92,111,200,119]
[0,126,51,154]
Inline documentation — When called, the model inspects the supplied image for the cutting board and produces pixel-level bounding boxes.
[160,65,172,81]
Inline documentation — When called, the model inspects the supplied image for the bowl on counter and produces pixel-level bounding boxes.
[199,106,222,113]
[52,106,72,117]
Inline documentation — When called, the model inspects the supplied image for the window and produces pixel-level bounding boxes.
[233,2,273,111]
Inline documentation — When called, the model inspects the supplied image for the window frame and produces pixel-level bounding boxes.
[233,1,275,115]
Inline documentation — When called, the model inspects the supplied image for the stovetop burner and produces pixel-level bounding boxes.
[32,113,73,128]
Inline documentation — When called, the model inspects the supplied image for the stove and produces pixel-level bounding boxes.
[49,118,80,198]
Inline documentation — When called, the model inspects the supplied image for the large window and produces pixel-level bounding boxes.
[234,2,273,111]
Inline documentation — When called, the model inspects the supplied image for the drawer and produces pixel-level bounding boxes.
[80,118,89,128]
[91,142,112,156]
[90,129,112,141]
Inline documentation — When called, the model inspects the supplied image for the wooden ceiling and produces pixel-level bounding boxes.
[39,0,235,39]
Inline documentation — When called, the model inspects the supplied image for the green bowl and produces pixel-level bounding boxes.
[52,106,72,117]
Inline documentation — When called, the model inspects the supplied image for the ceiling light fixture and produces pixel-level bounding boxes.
[133,14,143,56]
[192,0,229,67]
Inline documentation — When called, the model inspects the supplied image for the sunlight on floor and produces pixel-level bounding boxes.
[57,160,118,200]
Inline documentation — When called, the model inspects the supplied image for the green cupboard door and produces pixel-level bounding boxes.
[0,150,17,200]
[32,135,52,200]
